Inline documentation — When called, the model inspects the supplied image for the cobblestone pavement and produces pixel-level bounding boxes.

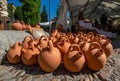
[0,31,120,81]
[0,49,120,81]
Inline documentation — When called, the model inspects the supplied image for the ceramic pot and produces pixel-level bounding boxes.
[86,42,106,70]
[38,36,48,49]
[63,44,85,72]
[57,36,71,60]
[38,40,61,72]
[99,39,113,58]
[22,36,33,49]
[12,20,23,30]
[22,40,40,66]
[7,42,22,64]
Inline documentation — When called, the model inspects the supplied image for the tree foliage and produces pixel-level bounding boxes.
[21,0,41,26]
[41,5,48,22]
[14,6,23,21]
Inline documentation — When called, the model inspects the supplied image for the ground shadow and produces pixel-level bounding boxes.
[1,52,99,76]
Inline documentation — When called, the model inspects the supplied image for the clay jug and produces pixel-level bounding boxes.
[77,32,84,38]
[38,40,61,72]
[49,35,58,47]
[22,36,32,49]
[73,35,79,44]
[38,36,48,49]
[57,36,71,60]
[7,42,22,64]
[79,41,91,55]
[22,40,40,66]
[99,38,113,58]
[21,21,28,30]
[86,42,106,70]
[12,20,23,30]
[63,44,85,72]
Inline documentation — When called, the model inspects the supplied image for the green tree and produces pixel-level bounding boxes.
[14,6,23,21]
[21,0,41,26]
[41,5,48,22]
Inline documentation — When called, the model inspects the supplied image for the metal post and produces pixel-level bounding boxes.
[49,0,51,33]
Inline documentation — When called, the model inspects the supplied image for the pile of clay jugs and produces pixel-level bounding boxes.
[7,29,113,72]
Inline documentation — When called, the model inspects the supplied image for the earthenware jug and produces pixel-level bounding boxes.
[7,42,22,64]
[77,32,84,38]
[22,36,32,49]
[38,36,48,49]
[86,42,106,70]
[12,20,23,30]
[99,38,113,58]
[22,40,40,66]
[21,21,27,30]
[79,41,91,54]
[57,36,71,59]
[63,44,85,72]
[38,40,61,72]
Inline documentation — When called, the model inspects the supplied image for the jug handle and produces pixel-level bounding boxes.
[89,42,101,50]
[68,44,80,53]
[102,39,111,48]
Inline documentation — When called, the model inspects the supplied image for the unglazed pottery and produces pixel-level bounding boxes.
[99,38,113,58]
[12,20,23,30]
[22,40,40,66]
[7,42,22,64]
[63,44,85,72]
[85,42,106,70]
[38,40,61,72]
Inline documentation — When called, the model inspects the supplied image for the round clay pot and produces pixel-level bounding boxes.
[22,36,33,49]
[38,36,48,49]
[12,20,23,30]
[99,39,113,58]
[22,40,40,66]
[38,40,61,72]
[86,42,106,70]
[63,44,85,72]
[21,21,28,30]
[57,36,71,60]
[7,42,22,64]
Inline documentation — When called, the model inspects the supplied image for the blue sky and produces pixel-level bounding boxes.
[8,0,60,21]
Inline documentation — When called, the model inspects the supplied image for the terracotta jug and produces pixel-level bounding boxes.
[99,38,113,58]
[12,20,23,30]
[63,44,85,72]
[7,42,22,64]
[87,32,94,39]
[79,41,91,54]
[38,40,61,72]
[49,35,58,47]
[86,42,106,70]
[73,35,79,44]
[38,36,48,49]
[22,36,32,49]
[22,40,40,66]
[77,32,84,38]
[57,36,71,60]
[21,21,28,30]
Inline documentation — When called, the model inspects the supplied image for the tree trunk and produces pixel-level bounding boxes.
[56,0,68,31]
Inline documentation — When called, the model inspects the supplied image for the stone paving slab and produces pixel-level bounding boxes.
[0,31,120,81]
